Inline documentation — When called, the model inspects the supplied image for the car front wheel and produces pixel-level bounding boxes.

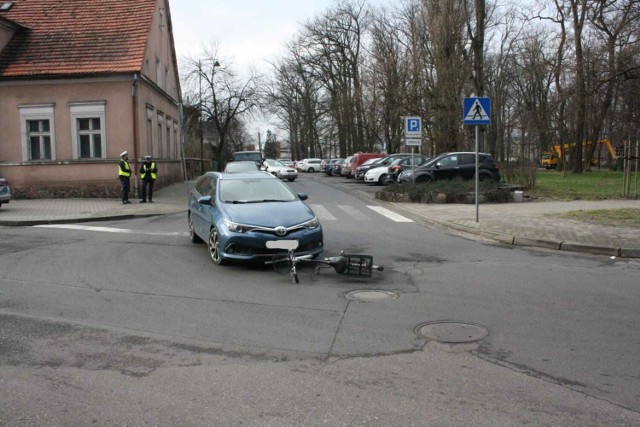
[208,228,226,265]
[377,174,388,185]
[307,167,314,172]
[415,175,432,184]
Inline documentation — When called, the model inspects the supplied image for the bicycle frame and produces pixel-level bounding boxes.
[265,240,383,284]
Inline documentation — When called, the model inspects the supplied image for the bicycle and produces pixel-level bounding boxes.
[265,240,384,284]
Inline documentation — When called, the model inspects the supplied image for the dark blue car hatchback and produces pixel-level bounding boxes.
[188,172,324,265]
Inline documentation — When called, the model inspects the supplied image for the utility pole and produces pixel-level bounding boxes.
[199,60,204,175]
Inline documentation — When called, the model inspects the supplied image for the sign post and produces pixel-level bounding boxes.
[463,97,491,222]
[404,116,422,184]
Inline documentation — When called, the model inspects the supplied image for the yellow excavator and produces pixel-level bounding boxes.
[541,139,619,169]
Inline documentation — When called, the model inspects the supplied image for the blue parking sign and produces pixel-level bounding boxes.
[405,116,422,137]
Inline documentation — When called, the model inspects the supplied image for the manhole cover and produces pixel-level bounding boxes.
[416,321,488,343]
[344,290,399,302]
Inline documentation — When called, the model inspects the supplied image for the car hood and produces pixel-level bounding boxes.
[221,201,316,227]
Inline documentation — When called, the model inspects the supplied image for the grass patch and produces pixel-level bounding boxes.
[530,170,627,200]
[552,208,640,227]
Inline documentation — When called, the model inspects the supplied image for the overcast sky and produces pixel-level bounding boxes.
[169,0,396,140]
[170,0,394,73]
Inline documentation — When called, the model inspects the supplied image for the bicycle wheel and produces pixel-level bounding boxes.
[271,255,292,275]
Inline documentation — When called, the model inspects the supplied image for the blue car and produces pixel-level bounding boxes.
[188,172,324,265]
[0,176,11,209]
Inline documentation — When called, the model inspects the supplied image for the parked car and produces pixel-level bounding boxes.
[397,152,501,184]
[319,159,332,173]
[231,151,263,164]
[263,159,298,181]
[355,153,413,180]
[364,155,430,185]
[277,158,295,168]
[0,176,11,208]
[188,172,324,265]
[224,161,261,174]
[324,158,343,175]
[349,152,385,177]
[387,155,432,183]
[299,158,323,172]
[339,156,355,178]
[329,159,344,176]
[354,158,383,180]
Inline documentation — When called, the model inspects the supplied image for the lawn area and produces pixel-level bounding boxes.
[530,170,630,200]
[530,170,640,226]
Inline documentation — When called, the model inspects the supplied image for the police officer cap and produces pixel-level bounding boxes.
[120,151,128,157]
[144,155,152,160]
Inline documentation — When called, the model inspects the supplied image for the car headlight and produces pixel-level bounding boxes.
[224,219,251,233]
[302,217,320,229]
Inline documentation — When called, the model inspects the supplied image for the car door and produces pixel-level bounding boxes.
[433,154,459,180]
[190,175,213,238]
[458,154,477,180]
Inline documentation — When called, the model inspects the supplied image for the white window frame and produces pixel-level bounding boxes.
[166,115,172,159]
[19,104,56,161]
[157,112,164,158]
[70,102,106,160]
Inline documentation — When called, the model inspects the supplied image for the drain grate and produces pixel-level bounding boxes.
[344,289,399,302]
[416,321,488,343]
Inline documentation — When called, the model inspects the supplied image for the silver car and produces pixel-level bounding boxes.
[263,159,298,181]
[0,176,11,208]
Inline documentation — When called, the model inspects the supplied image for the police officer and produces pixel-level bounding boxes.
[139,155,157,203]
[118,151,132,204]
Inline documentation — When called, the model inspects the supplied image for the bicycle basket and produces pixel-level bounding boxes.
[339,254,373,277]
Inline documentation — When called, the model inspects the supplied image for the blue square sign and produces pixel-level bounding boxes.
[463,98,491,125]
[405,116,422,137]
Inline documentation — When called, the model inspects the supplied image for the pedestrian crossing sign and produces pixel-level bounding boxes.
[463,97,491,125]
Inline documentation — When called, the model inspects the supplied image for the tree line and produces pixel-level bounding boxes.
[182,0,640,173]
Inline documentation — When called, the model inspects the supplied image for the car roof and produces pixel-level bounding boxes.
[218,172,275,180]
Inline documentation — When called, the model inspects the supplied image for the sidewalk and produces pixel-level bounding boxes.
[1,181,638,258]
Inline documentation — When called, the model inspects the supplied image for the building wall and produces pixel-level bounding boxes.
[0,76,182,198]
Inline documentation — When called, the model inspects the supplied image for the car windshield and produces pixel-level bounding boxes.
[224,161,259,173]
[219,178,298,203]
[361,158,378,166]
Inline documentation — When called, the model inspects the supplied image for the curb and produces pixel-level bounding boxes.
[387,201,638,259]
[0,212,168,227]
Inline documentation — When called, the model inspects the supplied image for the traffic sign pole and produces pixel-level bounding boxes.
[463,97,491,223]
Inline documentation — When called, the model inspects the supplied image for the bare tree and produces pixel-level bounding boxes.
[182,44,262,171]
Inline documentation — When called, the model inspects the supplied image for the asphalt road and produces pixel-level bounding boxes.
[0,173,639,425]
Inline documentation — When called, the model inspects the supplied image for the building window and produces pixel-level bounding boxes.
[156,57,162,90]
[165,67,169,95]
[19,104,56,161]
[173,121,179,159]
[70,102,106,160]
[146,106,154,157]
[157,112,164,158]
[166,116,172,159]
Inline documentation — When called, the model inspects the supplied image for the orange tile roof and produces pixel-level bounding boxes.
[0,0,157,78]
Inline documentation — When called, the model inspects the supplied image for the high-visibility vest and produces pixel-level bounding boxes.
[141,162,157,180]
[118,160,131,177]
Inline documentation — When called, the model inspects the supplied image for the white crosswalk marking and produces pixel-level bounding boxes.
[337,205,369,220]
[367,206,414,222]
[309,204,337,221]
[35,224,188,236]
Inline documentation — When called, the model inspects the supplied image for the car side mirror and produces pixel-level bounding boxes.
[297,192,308,201]
[197,195,213,205]
[435,163,441,169]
